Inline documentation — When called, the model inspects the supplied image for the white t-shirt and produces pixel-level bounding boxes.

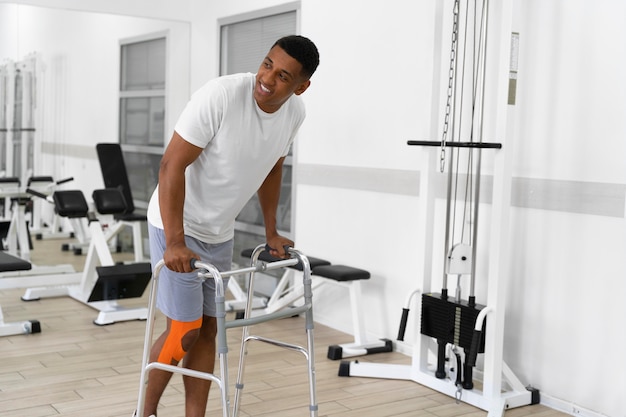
[147,73,305,243]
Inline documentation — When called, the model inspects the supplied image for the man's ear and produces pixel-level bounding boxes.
[294,80,311,96]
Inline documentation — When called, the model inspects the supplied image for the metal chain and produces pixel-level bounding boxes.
[440,0,461,172]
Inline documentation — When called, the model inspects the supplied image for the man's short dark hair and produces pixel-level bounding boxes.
[273,35,319,79]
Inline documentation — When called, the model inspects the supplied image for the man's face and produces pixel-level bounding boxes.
[254,45,311,113]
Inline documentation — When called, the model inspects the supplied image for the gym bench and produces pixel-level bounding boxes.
[240,248,392,360]
[92,187,146,262]
[21,189,152,325]
[0,251,41,336]
[28,175,75,240]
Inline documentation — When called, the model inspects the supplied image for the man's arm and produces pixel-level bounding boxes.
[159,131,203,272]
[257,156,294,258]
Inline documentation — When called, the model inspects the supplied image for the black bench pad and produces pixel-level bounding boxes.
[0,251,32,272]
[53,190,89,218]
[312,265,370,282]
[92,188,147,221]
[92,188,128,215]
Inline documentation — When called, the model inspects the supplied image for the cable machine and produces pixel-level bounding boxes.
[0,54,70,241]
[0,54,41,186]
[339,1,538,415]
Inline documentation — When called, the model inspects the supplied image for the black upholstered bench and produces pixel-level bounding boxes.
[0,251,41,336]
[232,247,331,316]
[241,247,392,360]
[311,264,370,281]
[51,190,92,255]
[310,264,392,360]
[92,188,146,262]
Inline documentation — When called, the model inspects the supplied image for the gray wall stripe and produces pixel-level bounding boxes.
[297,164,625,218]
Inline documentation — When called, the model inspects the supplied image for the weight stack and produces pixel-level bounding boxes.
[420,292,486,352]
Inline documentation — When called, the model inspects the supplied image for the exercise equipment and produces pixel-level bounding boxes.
[135,245,318,417]
[0,176,80,261]
[92,187,145,262]
[338,1,539,415]
[0,53,43,187]
[0,177,76,280]
[28,175,76,240]
[315,265,393,360]
[240,248,392,360]
[96,143,147,262]
[0,251,41,336]
[21,189,151,325]
[0,177,32,259]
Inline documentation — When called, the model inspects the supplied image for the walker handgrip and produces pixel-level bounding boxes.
[397,308,410,341]
[26,188,48,199]
[467,329,482,367]
[190,258,198,270]
[264,243,292,257]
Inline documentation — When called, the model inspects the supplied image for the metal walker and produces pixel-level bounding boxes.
[135,244,318,417]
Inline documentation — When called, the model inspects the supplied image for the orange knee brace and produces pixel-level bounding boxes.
[157,317,203,365]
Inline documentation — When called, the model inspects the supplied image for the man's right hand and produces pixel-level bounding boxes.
[163,241,200,273]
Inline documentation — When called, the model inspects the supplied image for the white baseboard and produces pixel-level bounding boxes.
[540,394,609,417]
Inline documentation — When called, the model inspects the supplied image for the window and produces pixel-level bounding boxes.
[220,11,297,76]
[220,8,297,268]
[119,35,166,209]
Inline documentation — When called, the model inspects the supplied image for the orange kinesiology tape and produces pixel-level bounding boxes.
[157,317,203,364]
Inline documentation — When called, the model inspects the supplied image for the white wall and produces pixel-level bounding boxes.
[504,1,626,415]
[1,1,624,416]
[0,3,190,194]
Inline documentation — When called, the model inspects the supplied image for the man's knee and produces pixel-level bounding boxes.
[157,317,203,365]
[196,315,217,342]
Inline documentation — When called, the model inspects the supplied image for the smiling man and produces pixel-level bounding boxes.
[139,35,319,417]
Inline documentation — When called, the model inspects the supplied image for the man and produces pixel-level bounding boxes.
[138,35,319,417]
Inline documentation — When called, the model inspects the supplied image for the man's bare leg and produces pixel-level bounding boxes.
[182,316,217,417]
[143,327,174,417]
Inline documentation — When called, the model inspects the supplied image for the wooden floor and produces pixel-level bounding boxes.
[0,236,567,417]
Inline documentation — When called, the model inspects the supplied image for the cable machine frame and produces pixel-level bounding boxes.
[339,1,537,415]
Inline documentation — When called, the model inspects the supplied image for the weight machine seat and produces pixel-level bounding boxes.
[0,251,32,272]
[240,248,330,271]
[52,190,89,218]
[27,176,54,185]
[312,265,370,282]
[92,188,147,222]
[0,177,20,185]
[115,212,147,222]
[92,188,129,215]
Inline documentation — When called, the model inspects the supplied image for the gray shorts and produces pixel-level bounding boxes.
[148,224,233,321]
